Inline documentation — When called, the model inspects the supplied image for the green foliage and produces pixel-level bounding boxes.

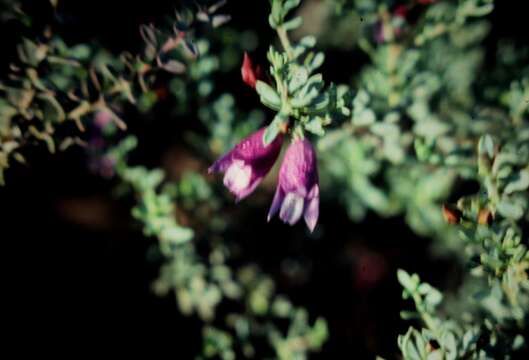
[1,0,528,358]
[257,0,351,144]
[306,0,527,357]
[0,0,231,184]
[108,135,328,358]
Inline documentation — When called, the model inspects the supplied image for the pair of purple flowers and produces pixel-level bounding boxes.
[209,128,319,232]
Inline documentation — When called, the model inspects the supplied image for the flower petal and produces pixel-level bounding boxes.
[209,127,284,203]
[279,192,304,225]
[304,185,320,232]
[208,152,233,174]
[278,138,317,195]
[267,186,284,222]
[223,160,252,198]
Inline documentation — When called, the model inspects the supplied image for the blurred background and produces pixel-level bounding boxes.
[0,0,527,358]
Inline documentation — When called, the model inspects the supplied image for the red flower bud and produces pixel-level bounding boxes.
[394,5,408,19]
[241,52,263,89]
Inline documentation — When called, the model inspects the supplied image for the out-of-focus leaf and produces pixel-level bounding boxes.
[504,170,529,195]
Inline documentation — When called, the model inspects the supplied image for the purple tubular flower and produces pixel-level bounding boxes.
[267,138,319,232]
[208,128,283,201]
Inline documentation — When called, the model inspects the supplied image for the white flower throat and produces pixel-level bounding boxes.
[224,160,252,192]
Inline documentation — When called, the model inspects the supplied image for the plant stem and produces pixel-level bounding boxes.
[277,26,294,60]
[412,292,446,356]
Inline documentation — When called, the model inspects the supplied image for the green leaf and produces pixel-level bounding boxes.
[353,108,376,126]
[160,226,194,245]
[413,118,450,139]
[311,318,329,348]
[17,38,46,66]
[398,327,427,360]
[269,0,282,27]
[291,74,324,108]
[400,310,419,320]
[371,122,400,138]
[308,52,325,71]
[496,198,525,220]
[37,94,66,123]
[305,117,324,136]
[282,16,302,31]
[161,60,186,74]
[424,287,443,308]
[291,87,318,108]
[299,35,316,48]
[492,152,518,175]
[256,80,281,110]
[478,134,495,159]
[68,44,91,61]
[263,113,286,146]
[268,13,278,29]
[6,87,34,110]
[0,100,18,131]
[440,331,458,360]
[307,93,330,113]
[504,170,529,195]
[288,66,309,94]
[283,0,301,14]
[139,24,158,47]
[138,91,158,112]
[397,269,418,292]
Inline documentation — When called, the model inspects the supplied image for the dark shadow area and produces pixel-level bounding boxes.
[1,0,527,358]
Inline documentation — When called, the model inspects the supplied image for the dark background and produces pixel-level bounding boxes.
[0,0,526,358]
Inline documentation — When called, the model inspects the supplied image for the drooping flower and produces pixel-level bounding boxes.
[241,52,263,89]
[267,138,319,232]
[209,128,283,201]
